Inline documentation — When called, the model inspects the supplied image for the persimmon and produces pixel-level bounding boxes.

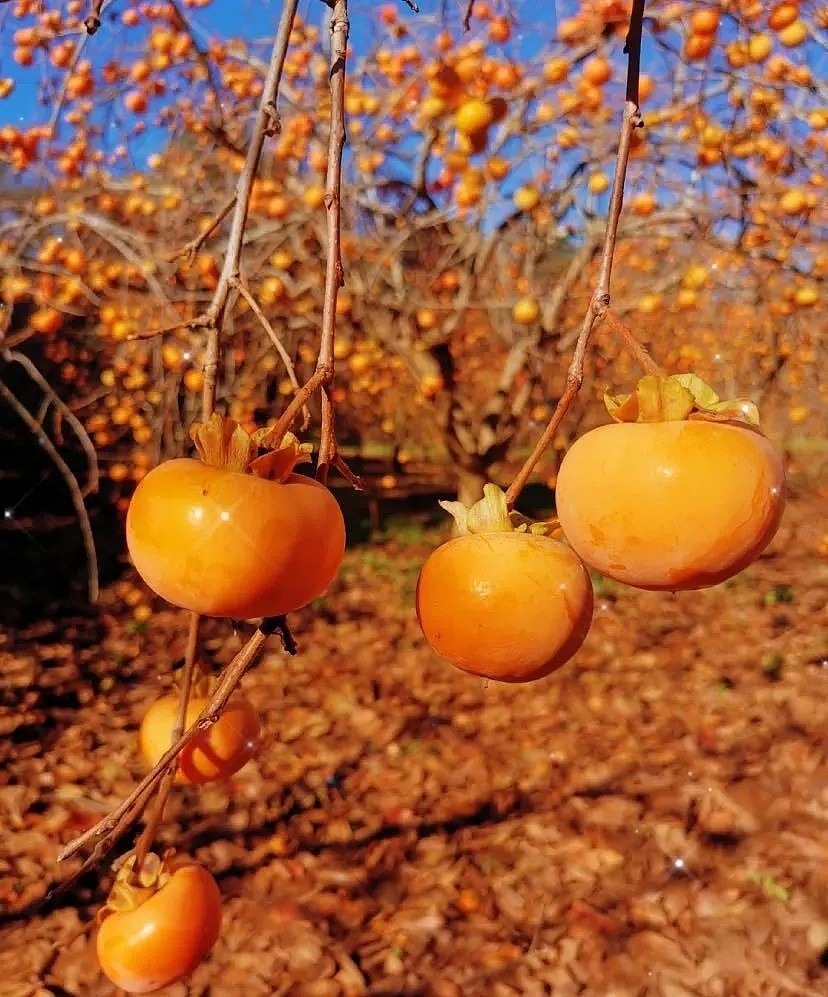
[513,186,540,211]
[684,33,715,60]
[97,854,221,994]
[126,416,345,619]
[690,9,720,35]
[777,20,807,46]
[555,375,785,591]
[455,98,494,135]
[512,296,540,325]
[140,692,260,784]
[416,486,593,683]
[768,3,799,32]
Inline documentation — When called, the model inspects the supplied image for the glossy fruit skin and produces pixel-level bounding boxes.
[126,459,345,618]
[555,421,785,591]
[416,532,593,683]
[139,695,260,784]
[96,864,222,994]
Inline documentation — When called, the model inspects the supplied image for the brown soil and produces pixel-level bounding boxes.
[0,487,826,997]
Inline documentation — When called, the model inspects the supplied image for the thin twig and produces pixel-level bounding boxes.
[58,621,280,864]
[127,317,208,342]
[505,0,646,507]
[601,309,662,375]
[0,380,99,601]
[132,611,200,873]
[168,0,233,143]
[231,276,308,428]
[316,0,350,484]
[84,0,106,35]
[48,26,93,136]
[269,366,328,443]
[179,195,236,265]
[200,0,300,417]
[463,1,476,31]
[4,349,100,497]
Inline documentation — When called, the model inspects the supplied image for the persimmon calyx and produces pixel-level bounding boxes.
[604,373,760,427]
[189,413,312,481]
[98,852,172,920]
[171,660,212,698]
[440,483,551,536]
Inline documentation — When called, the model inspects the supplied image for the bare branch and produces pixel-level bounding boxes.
[505,0,646,507]
[231,276,308,428]
[200,0,301,415]
[58,621,280,863]
[179,195,236,265]
[601,310,662,376]
[4,349,99,497]
[133,611,200,873]
[0,379,98,601]
[316,0,350,483]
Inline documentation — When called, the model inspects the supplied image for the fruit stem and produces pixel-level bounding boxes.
[601,310,662,376]
[505,0,646,508]
[133,610,200,874]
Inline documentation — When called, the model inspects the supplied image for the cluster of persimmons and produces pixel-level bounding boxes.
[97,366,786,991]
[0,1,820,991]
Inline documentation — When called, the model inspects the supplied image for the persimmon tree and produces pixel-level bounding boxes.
[0,0,820,990]
[2,1,824,508]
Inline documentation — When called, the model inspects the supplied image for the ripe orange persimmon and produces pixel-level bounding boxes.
[97,857,221,994]
[416,486,593,683]
[690,9,720,35]
[140,694,260,784]
[512,296,540,324]
[126,416,345,618]
[768,3,799,32]
[555,375,785,591]
[455,98,494,135]
[582,55,611,86]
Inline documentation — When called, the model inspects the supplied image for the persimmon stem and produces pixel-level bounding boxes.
[231,276,308,428]
[601,310,662,376]
[132,611,200,873]
[200,0,300,417]
[270,366,329,443]
[122,0,302,875]
[505,0,646,508]
[316,0,350,484]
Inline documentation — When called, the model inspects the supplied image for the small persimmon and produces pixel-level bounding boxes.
[416,486,593,683]
[555,375,785,591]
[512,296,540,325]
[140,693,260,784]
[582,55,611,86]
[690,9,720,34]
[126,416,345,619]
[455,98,494,135]
[97,854,221,994]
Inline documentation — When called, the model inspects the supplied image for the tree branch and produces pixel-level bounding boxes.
[0,379,98,601]
[316,0,350,483]
[505,0,646,507]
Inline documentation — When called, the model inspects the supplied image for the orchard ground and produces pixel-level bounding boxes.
[0,453,826,996]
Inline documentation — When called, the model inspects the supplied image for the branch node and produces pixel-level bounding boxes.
[263,102,281,136]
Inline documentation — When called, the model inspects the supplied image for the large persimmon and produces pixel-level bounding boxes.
[416,486,593,683]
[127,416,345,619]
[555,375,785,591]
[97,854,221,994]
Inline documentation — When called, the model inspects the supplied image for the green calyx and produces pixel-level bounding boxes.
[440,483,551,536]
[604,373,760,427]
